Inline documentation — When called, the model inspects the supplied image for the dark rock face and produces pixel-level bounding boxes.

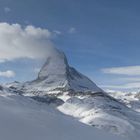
[0,85,3,91]
[31,95,64,106]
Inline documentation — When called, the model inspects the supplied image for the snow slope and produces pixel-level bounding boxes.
[58,92,140,139]
[0,89,125,140]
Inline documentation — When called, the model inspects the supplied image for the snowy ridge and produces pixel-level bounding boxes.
[107,90,140,112]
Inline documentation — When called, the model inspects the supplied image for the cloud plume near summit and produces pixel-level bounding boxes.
[0,22,56,63]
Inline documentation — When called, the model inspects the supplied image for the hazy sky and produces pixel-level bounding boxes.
[0,0,140,91]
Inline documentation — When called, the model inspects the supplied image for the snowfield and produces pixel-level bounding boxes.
[0,91,125,140]
[57,93,140,139]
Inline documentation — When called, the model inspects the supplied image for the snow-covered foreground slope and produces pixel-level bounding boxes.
[58,93,140,139]
[0,91,125,140]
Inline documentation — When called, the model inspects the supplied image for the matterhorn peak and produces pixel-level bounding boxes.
[38,49,69,80]
[22,47,102,95]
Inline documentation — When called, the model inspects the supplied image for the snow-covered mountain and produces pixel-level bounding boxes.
[3,47,140,140]
[107,90,140,112]
[20,48,102,96]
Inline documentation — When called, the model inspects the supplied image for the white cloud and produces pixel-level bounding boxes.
[118,77,140,82]
[0,70,15,78]
[101,82,140,89]
[68,27,76,34]
[0,22,55,62]
[101,66,140,76]
[4,7,11,13]
[53,30,61,35]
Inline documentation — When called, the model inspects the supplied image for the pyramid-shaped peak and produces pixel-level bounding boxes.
[38,49,68,80]
[34,47,102,93]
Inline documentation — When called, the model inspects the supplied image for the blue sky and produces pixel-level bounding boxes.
[1,0,140,91]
